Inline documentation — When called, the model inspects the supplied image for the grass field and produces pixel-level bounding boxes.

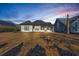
[0,32,79,56]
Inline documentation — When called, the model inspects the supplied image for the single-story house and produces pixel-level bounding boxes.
[20,20,54,32]
[54,15,79,33]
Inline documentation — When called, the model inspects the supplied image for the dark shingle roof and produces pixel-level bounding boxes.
[20,20,53,26]
[70,15,79,23]
[33,20,46,26]
[20,21,32,25]
[55,15,79,25]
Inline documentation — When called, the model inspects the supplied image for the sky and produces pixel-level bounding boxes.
[0,3,79,24]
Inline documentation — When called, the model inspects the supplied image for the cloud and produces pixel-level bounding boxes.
[29,4,79,21]
[55,10,79,17]
[31,6,65,15]
[31,4,79,16]
[0,8,19,19]
[1,3,79,24]
[42,10,79,24]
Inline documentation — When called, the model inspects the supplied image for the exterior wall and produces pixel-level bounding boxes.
[21,25,33,32]
[33,26,53,32]
[54,20,67,33]
[33,26,52,32]
[21,25,53,32]
[54,18,79,33]
[70,19,79,33]
[33,26,41,32]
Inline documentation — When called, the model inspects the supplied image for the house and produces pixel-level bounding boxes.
[54,15,79,33]
[70,15,79,33]
[20,20,54,32]
[54,18,67,33]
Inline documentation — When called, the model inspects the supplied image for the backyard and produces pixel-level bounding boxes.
[0,32,79,56]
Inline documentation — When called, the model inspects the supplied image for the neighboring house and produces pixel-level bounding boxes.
[20,20,54,32]
[70,15,79,33]
[54,15,79,33]
[54,18,67,33]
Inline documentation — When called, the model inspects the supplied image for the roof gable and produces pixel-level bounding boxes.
[55,15,79,25]
[70,15,79,23]
[56,18,67,25]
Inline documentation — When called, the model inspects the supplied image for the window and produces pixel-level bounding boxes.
[74,18,79,32]
[75,21,77,31]
[35,28,39,30]
[41,26,44,30]
[57,22,59,29]
[24,26,29,30]
[41,26,50,30]
[34,26,39,31]
[47,26,50,30]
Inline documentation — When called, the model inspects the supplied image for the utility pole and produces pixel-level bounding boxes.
[66,14,70,34]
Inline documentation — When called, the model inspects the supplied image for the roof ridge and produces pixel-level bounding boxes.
[20,20,53,26]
